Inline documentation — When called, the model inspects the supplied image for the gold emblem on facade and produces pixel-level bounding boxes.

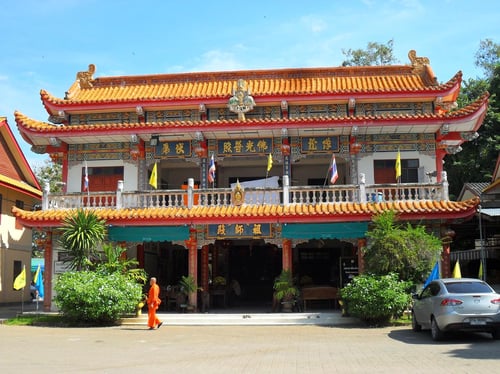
[228,79,256,121]
[232,180,245,206]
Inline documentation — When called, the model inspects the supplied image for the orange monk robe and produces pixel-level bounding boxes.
[147,282,162,328]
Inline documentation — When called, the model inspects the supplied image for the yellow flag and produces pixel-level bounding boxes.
[395,149,401,182]
[33,264,41,284]
[267,153,273,172]
[149,162,157,189]
[478,261,483,279]
[452,260,462,279]
[13,265,26,290]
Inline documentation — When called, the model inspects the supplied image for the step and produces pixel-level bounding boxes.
[121,312,358,326]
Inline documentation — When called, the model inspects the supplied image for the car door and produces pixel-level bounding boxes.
[413,282,440,329]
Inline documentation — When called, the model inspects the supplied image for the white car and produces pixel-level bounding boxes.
[412,278,500,341]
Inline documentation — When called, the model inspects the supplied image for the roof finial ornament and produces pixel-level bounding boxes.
[408,50,430,73]
[228,79,255,121]
[76,64,96,89]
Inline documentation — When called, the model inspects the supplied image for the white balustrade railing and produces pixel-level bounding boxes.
[44,182,445,210]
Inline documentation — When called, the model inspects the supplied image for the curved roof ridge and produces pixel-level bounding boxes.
[12,197,479,228]
[16,94,488,138]
[38,67,463,109]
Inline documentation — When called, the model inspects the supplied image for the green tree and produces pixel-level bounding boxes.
[32,159,63,193]
[475,38,500,79]
[446,61,500,198]
[341,39,398,66]
[58,209,106,271]
[363,210,442,284]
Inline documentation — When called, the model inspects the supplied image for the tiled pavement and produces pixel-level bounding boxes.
[1,302,499,373]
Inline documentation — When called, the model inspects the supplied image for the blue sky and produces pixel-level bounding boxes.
[1,0,498,167]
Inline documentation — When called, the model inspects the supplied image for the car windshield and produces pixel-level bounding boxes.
[444,281,493,294]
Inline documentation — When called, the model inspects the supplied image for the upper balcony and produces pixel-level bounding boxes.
[42,173,449,211]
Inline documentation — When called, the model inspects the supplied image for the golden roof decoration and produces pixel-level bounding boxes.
[76,64,96,89]
[408,50,432,76]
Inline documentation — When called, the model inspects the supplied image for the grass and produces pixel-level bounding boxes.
[4,314,67,326]
[3,314,120,327]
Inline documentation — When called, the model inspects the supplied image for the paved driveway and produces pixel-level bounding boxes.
[1,324,498,373]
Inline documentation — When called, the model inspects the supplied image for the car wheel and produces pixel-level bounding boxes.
[492,329,500,340]
[431,317,444,341]
[411,311,421,332]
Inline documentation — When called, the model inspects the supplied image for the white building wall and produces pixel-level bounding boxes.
[66,160,138,193]
[357,151,436,184]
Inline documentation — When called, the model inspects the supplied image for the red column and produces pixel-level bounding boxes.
[187,229,198,309]
[357,238,366,274]
[136,244,145,269]
[441,243,451,278]
[43,230,53,312]
[201,245,209,293]
[282,239,292,272]
[435,149,446,183]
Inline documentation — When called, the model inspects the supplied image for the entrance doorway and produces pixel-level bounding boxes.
[211,240,282,308]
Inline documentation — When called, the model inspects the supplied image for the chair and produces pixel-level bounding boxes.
[165,286,180,311]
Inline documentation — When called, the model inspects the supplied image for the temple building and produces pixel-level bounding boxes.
[13,50,488,311]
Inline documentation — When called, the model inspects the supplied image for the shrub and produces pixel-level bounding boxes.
[340,273,412,326]
[364,210,442,283]
[54,271,143,325]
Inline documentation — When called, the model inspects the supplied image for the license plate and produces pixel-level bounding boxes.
[470,318,486,326]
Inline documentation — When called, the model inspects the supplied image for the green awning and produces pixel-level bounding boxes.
[282,222,368,239]
[108,226,189,242]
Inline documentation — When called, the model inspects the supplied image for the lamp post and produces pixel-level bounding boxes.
[478,204,487,281]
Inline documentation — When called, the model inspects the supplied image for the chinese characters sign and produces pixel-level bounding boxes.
[301,136,339,153]
[217,138,272,156]
[207,223,272,239]
[154,141,191,158]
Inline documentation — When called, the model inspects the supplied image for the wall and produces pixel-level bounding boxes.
[0,186,37,303]
[358,151,436,184]
[67,160,138,192]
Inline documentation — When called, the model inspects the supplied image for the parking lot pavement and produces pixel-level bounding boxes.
[1,323,498,373]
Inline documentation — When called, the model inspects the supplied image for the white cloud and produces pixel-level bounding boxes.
[193,49,246,72]
[300,15,328,33]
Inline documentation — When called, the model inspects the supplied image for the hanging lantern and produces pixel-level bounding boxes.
[350,142,362,154]
[194,141,208,158]
[281,138,291,156]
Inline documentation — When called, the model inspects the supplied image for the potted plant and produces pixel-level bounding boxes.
[178,275,198,312]
[136,294,147,317]
[273,270,299,312]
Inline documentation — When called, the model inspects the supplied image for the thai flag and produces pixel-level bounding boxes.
[84,161,89,191]
[329,154,338,184]
[208,154,216,183]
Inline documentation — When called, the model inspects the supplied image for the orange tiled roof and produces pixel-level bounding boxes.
[41,63,461,108]
[13,198,479,228]
[15,93,488,136]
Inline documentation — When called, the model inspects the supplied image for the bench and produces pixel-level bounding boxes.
[301,286,339,311]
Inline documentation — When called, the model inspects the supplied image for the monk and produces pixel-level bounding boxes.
[147,277,163,330]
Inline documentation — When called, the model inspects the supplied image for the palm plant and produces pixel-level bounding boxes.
[273,270,299,301]
[96,243,147,284]
[58,209,106,271]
